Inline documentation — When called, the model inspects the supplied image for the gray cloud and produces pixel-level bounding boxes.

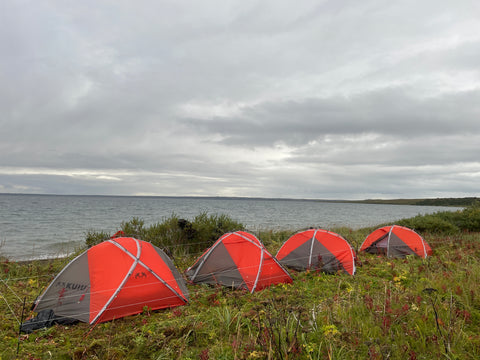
[179,88,480,146]
[1,0,480,199]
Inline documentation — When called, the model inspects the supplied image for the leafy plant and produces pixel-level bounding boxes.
[3,210,480,359]
[84,230,111,248]
[82,212,244,256]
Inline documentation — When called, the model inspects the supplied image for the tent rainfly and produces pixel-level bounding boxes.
[21,237,188,332]
[185,231,292,292]
[276,229,356,275]
[360,225,432,258]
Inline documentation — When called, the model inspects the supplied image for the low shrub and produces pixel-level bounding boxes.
[83,212,245,256]
[396,203,480,234]
[397,214,459,234]
[85,230,111,248]
[3,208,480,359]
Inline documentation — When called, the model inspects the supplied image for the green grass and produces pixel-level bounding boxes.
[1,208,480,359]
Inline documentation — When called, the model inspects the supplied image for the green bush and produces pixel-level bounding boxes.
[190,212,245,248]
[395,203,480,234]
[83,212,244,256]
[85,230,111,248]
[452,204,480,231]
[397,214,459,234]
[120,217,146,238]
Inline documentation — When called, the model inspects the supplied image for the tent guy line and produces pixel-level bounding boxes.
[15,225,433,332]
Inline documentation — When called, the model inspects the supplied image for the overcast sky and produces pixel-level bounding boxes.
[1,0,479,200]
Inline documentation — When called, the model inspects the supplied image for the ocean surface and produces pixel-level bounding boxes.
[0,194,462,260]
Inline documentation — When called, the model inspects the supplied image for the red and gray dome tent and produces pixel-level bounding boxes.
[186,231,292,293]
[360,225,432,258]
[21,237,188,332]
[276,229,356,275]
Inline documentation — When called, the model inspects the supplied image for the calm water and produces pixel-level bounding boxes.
[0,194,461,260]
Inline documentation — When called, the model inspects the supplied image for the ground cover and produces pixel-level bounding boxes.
[1,208,480,359]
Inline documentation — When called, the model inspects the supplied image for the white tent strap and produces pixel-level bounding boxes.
[308,230,318,268]
[108,240,186,301]
[251,248,265,293]
[234,232,266,250]
[35,267,188,307]
[35,250,88,305]
[394,225,429,258]
[386,225,394,257]
[90,239,142,324]
[348,245,357,275]
[25,291,188,326]
[34,277,185,307]
[135,257,188,304]
[0,289,20,324]
[189,231,265,281]
[273,257,293,279]
[317,230,356,275]
[188,234,226,281]
[418,230,429,258]
[189,231,285,292]
[1,278,22,302]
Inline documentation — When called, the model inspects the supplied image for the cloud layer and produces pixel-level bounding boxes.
[1,0,480,199]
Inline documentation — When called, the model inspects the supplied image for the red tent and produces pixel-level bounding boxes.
[186,231,292,292]
[360,225,432,258]
[276,229,356,275]
[28,237,189,326]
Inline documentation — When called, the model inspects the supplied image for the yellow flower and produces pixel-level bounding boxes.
[303,343,315,353]
[282,282,290,290]
[248,351,265,358]
[322,324,340,337]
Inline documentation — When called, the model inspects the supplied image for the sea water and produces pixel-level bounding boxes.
[0,194,461,260]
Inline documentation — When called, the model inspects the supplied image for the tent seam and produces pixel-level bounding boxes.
[90,239,141,324]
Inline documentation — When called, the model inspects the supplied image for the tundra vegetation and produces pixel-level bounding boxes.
[1,204,480,359]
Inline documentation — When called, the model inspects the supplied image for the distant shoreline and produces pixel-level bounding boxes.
[0,193,477,206]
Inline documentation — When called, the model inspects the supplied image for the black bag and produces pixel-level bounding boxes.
[20,309,78,333]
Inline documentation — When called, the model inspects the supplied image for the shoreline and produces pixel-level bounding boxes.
[0,199,471,261]
[1,192,477,206]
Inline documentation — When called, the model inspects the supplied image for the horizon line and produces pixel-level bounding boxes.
[1,192,477,203]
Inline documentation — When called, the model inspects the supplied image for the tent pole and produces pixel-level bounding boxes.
[387,225,394,257]
[308,230,317,268]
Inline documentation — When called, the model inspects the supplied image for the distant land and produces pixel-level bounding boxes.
[347,197,479,207]
[0,193,478,207]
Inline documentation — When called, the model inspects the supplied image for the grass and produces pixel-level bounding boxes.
[1,209,480,359]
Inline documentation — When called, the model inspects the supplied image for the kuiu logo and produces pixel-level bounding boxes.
[56,281,89,292]
[134,272,147,279]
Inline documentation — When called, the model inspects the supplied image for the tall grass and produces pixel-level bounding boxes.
[1,206,480,359]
